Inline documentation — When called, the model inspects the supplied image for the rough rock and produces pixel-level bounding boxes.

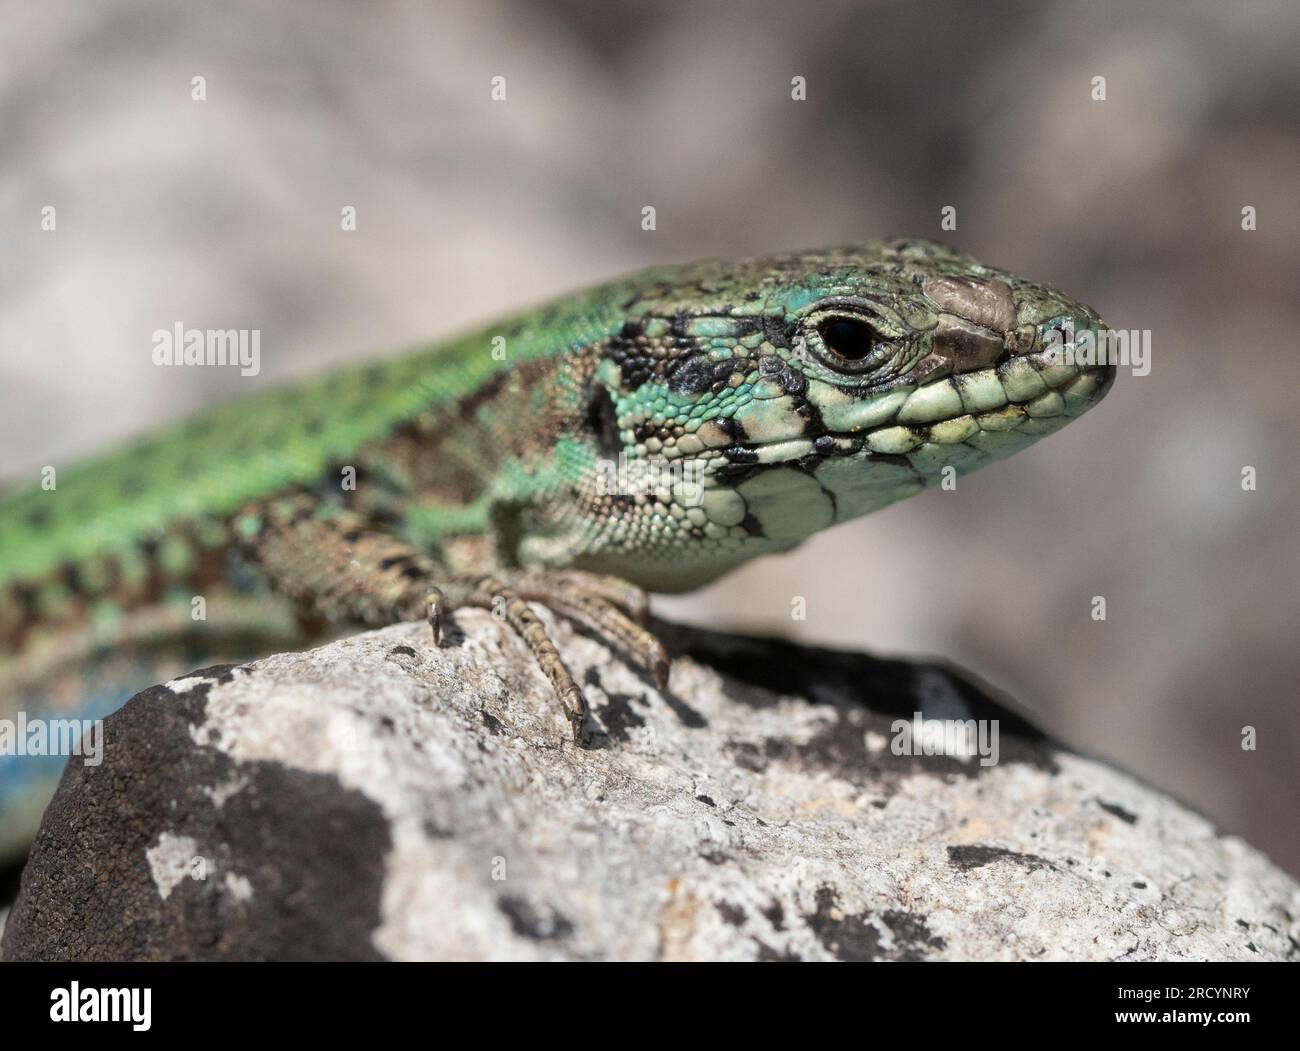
[3,611,1298,961]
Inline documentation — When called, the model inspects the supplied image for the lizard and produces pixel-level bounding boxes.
[0,238,1115,862]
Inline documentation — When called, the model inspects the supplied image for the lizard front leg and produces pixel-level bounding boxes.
[234,495,666,743]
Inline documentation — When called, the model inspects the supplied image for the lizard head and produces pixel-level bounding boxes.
[566,239,1115,591]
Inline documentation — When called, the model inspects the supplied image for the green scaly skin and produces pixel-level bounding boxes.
[0,238,1114,861]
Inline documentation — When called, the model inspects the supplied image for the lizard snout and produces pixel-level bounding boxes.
[915,274,1019,379]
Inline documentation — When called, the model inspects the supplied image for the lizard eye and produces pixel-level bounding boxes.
[817,318,879,361]
[804,313,893,374]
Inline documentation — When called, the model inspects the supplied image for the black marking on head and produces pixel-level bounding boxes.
[667,354,714,396]
[714,360,743,386]
[713,462,763,487]
[786,457,839,518]
[722,445,759,465]
[759,354,807,396]
[791,452,831,475]
[762,315,794,350]
[454,369,510,422]
[738,511,766,538]
[716,415,746,441]
[794,393,825,431]
[585,384,622,460]
[605,326,657,390]
[25,507,50,529]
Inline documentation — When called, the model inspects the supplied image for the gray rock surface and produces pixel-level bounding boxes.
[4,611,1298,961]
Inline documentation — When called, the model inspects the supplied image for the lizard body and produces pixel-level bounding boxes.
[0,238,1114,860]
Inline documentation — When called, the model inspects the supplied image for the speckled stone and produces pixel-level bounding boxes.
[4,613,1297,961]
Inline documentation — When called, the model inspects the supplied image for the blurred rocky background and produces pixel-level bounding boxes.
[1,0,1296,873]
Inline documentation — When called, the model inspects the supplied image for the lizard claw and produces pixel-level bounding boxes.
[426,586,446,645]
[560,682,589,746]
[650,649,671,692]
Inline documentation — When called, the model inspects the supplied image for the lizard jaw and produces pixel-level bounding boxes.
[721,349,1115,470]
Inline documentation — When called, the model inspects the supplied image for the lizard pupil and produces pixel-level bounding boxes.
[818,318,877,361]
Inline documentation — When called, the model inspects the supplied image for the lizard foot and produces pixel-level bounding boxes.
[512,573,668,691]
[550,570,650,624]
[439,574,591,743]
[437,571,668,744]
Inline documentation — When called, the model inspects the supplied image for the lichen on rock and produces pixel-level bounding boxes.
[3,611,1297,961]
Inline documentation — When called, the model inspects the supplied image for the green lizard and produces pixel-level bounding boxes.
[0,238,1114,861]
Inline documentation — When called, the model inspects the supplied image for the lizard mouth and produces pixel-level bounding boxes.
[722,346,1115,468]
